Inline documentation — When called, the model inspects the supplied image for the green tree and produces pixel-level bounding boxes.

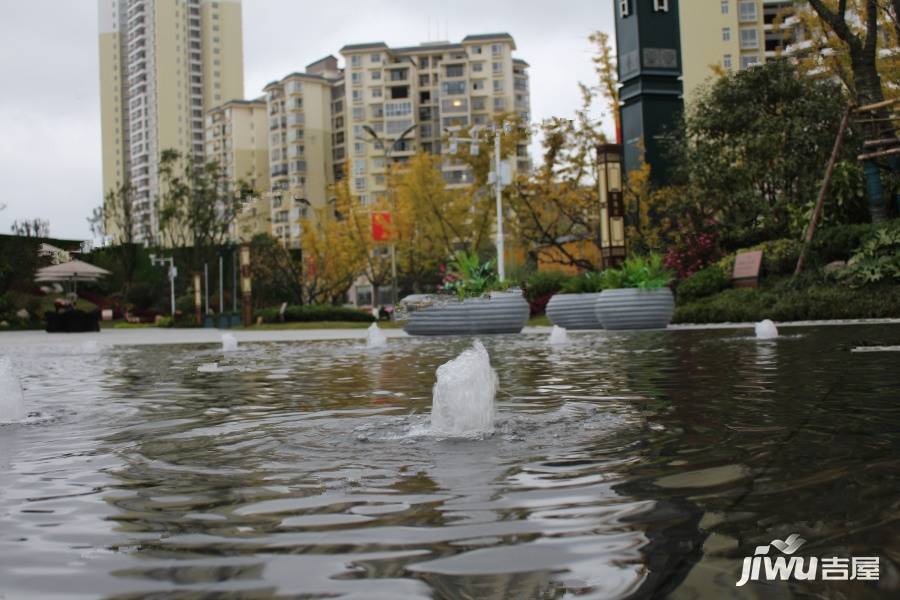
[89,182,137,291]
[156,149,248,270]
[666,60,866,248]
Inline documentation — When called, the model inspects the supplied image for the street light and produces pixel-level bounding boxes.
[149,253,176,316]
[446,121,513,281]
[355,122,417,311]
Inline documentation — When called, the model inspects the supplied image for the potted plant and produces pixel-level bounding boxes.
[546,272,606,329]
[401,252,530,336]
[594,254,675,330]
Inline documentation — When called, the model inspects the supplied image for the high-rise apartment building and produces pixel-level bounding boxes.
[98,0,244,243]
[680,0,797,104]
[339,33,530,203]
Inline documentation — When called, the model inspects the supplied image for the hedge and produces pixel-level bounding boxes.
[254,304,376,323]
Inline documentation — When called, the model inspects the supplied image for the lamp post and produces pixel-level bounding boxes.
[446,121,513,280]
[193,272,202,325]
[596,143,626,268]
[239,242,252,326]
[149,253,176,316]
[357,122,417,311]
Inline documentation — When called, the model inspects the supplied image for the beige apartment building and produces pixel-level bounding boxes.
[339,33,531,203]
[98,0,244,243]
[680,0,797,105]
[204,98,269,241]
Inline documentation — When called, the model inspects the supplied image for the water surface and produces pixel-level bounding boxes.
[0,325,898,599]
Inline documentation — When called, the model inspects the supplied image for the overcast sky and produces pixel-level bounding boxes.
[0,0,615,241]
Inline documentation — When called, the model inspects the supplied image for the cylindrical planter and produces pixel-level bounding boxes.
[595,288,674,330]
[404,291,530,336]
[546,293,603,330]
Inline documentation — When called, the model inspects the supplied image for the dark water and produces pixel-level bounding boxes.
[0,325,898,599]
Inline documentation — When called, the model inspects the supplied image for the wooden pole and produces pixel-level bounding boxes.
[794,104,854,277]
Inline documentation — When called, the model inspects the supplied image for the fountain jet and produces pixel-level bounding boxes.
[549,325,569,345]
[755,319,779,339]
[366,323,387,349]
[222,333,238,352]
[0,357,27,423]
[430,340,497,435]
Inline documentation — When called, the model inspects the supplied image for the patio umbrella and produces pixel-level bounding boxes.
[35,259,111,296]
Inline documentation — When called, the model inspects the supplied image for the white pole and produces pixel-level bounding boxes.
[204,263,209,316]
[218,255,224,315]
[169,261,175,316]
[495,128,505,281]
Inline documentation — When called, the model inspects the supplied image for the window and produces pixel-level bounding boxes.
[653,0,668,11]
[493,97,505,111]
[472,62,484,72]
[472,79,486,91]
[371,70,381,80]
[739,0,756,21]
[493,79,504,92]
[721,0,729,14]
[371,87,382,98]
[419,74,429,86]
[384,100,412,117]
[351,55,361,67]
[352,89,362,103]
[354,142,365,155]
[471,96,486,111]
[723,54,732,70]
[370,53,381,63]
[740,27,758,48]
[740,54,760,69]
[491,43,502,55]
[351,72,362,84]
[619,0,630,17]
[353,159,366,175]
[441,98,468,112]
[352,106,364,120]
[445,64,464,77]
[442,81,466,95]
[386,119,413,135]
[354,177,366,192]
[492,61,502,73]
[722,27,731,41]
[419,56,429,69]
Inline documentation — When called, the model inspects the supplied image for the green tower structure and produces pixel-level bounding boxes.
[613,0,684,185]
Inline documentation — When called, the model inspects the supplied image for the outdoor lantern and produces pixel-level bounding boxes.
[239,242,253,326]
[596,143,626,268]
[193,272,202,325]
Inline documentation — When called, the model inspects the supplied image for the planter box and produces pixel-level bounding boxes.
[595,288,674,330]
[546,293,603,330]
[403,291,530,336]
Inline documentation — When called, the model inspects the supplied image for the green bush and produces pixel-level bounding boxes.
[811,222,881,264]
[560,271,605,294]
[524,270,570,302]
[674,284,900,323]
[676,266,730,303]
[254,304,375,324]
[156,316,175,328]
[842,220,900,286]
[717,238,802,278]
[602,254,674,289]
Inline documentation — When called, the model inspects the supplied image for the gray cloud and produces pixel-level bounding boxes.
[0,0,614,241]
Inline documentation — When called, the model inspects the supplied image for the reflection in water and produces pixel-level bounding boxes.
[0,325,898,598]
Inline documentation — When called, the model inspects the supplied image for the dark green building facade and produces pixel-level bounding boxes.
[614,0,683,185]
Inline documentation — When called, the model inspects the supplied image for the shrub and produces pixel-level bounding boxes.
[254,304,375,324]
[674,284,900,323]
[716,238,802,278]
[560,271,605,294]
[125,282,160,311]
[156,316,175,328]
[603,254,674,289]
[811,222,881,264]
[441,251,501,300]
[663,232,721,279]
[842,220,900,286]
[675,266,730,303]
[524,270,570,315]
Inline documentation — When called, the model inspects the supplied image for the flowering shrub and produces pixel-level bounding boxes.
[664,232,721,280]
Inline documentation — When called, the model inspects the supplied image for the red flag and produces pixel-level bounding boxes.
[371,211,392,242]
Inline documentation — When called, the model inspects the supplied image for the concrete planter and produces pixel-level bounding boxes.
[546,293,603,330]
[595,288,674,330]
[403,291,530,336]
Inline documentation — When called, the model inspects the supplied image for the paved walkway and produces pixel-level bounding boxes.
[0,318,897,348]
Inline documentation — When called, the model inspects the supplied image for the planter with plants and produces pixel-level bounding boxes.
[401,252,529,336]
[545,272,606,330]
[595,255,675,330]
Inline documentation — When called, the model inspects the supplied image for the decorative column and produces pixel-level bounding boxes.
[597,143,626,268]
[240,243,252,326]
[193,272,202,325]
